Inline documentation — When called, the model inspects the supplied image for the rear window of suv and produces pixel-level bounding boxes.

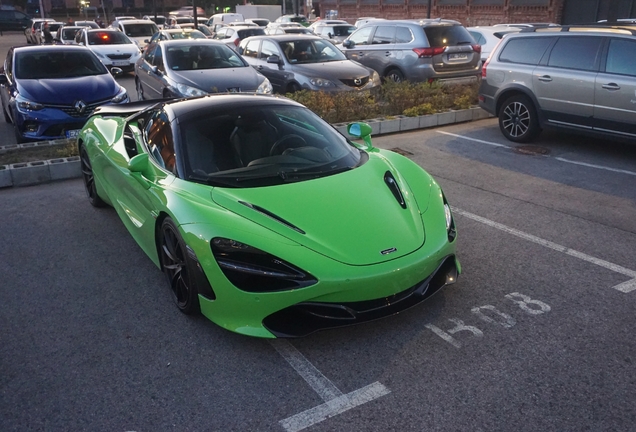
[499,37,555,65]
[423,25,473,47]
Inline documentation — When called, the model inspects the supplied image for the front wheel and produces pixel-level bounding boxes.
[498,95,540,143]
[159,218,201,315]
[135,78,144,101]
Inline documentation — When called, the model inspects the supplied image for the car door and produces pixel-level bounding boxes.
[256,39,289,92]
[593,37,636,137]
[532,36,602,129]
[137,44,164,100]
[341,25,374,64]
[102,111,174,257]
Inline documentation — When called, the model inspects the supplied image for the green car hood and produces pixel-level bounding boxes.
[211,155,432,266]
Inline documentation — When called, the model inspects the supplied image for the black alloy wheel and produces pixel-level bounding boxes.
[499,94,540,143]
[79,145,106,207]
[159,218,200,315]
[287,82,301,93]
[385,68,404,83]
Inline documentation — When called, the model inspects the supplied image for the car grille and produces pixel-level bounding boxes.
[106,53,132,60]
[340,76,369,88]
[43,98,112,118]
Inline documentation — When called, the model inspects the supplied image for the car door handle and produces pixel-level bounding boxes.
[385,52,390,56]
[602,83,621,91]
[537,75,552,82]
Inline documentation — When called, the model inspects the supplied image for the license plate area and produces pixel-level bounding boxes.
[111,60,129,66]
[448,53,468,61]
[65,129,80,139]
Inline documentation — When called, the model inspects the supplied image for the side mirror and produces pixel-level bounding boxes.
[110,67,123,77]
[347,122,375,151]
[328,32,333,39]
[266,54,283,66]
[342,39,354,48]
[128,153,151,189]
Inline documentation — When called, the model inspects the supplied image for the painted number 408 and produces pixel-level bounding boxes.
[425,292,551,349]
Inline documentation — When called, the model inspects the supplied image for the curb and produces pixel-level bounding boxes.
[0,107,493,189]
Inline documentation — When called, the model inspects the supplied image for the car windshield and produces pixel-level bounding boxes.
[424,25,475,47]
[167,44,247,70]
[62,27,81,39]
[169,30,206,39]
[123,23,158,37]
[331,25,355,36]
[88,31,132,45]
[178,104,362,187]
[15,50,107,79]
[280,39,347,64]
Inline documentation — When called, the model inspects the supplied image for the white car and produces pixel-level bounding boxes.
[75,28,142,73]
[110,19,159,50]
[466,26,520,62]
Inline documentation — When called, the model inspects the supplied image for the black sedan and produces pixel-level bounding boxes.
[237,35,380,93]
[134,39,272,100]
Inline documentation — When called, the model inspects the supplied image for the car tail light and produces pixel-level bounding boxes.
[412,47,445,58]
[234,38,240,46]
[472,44,481,54]
[482,58,489,78]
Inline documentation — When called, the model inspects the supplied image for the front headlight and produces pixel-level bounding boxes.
[309,77,335,88]
[444,203,452,231]
[370,70,381,86]
[175,82,208,97]
[211,237,317,292]
[442,193,457,242]
[256,77,273,94]
[110,85,129,103]
[16,96,44,111]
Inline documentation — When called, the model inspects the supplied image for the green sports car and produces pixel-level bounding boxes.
[78,94,460,338]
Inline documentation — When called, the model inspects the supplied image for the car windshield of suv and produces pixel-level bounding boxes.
[167,44,247,70]
[423,25,474,47]
[124,23,158,37]
[280,39,346,64]
[15,50,107,79]
[88,31,133,45]
[178,105,362,188]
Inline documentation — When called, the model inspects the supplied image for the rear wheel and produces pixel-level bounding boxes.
[384,68,404,83]
[159,218,201,315]
[135,78,144,101]
[286,82,301,93]
[498,94,540,143]
[79,144,106,207]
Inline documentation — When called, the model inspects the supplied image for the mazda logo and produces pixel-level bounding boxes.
[354,78,362,86]
[74,100,86,114]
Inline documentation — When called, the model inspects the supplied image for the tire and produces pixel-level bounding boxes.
[135,78,144,101]
[159,218,201,315]
[79,145,106,207]
[13,122,25,143]
[498,95,540,143]
[384,68,404,83]
[286,82,301,93]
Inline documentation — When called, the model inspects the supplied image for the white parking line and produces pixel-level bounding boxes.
[437,131,636,177]
[271,340,390,432]
[452,207,636,292]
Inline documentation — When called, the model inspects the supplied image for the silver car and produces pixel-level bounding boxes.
[479,25,636,142]
[341,19,481,83]
[134,39,272,100]
[238,34,381,93]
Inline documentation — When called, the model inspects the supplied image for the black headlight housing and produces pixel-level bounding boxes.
[211,238,317,292]
[442,193,457,242]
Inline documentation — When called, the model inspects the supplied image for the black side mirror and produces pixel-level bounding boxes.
[342,39,354,48]
[266,54,283,66]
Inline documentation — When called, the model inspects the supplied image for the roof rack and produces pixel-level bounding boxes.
[519,24,636,35]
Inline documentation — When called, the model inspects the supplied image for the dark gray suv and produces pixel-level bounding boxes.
[479,26,636,142]
[340,19,481,83]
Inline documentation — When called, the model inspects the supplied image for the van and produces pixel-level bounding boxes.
[206,13,244,33]
[0,10,32,31]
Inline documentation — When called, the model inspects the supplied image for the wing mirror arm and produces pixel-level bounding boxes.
[128,153,152,189]
[346,122,376,151]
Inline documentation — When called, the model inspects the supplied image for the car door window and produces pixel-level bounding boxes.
[547,36,602,72]
[372,26,395,44]
[395,27,413,43]
[605,38,636,77]
[260,40,280,60]
[243,39,260,58]
[145,110,176,174]
[349,26,373,45]
[499,37,554,65]
[143,44,156,64]
[153,46,164,71]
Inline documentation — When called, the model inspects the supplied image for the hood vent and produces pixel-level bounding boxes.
[239,201,306,234]
[384,171,407,209]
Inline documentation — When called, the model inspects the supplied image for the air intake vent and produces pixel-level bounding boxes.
[384,171,407,209]
[239,201,306,234]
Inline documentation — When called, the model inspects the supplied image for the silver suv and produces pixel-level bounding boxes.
[340,19,481,83]
[479,26,636,142]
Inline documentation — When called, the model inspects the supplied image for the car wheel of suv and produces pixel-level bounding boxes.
[385,68,404,83]
[499,95,540,143]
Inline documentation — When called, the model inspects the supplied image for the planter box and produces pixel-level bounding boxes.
[399,115,420,132]
[437,110,456,126]
[419,113,439,129]
[379,117,401,135]
[366,118,381,136]
[10,160,50,187]
[0,165,12,188]
[332,122,349,137]
[471,106,492,120]
[49,157,81,181]
[455,108,473,123]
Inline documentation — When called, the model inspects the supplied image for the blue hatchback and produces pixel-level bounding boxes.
[0,45,129,143]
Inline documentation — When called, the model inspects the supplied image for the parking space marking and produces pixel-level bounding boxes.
[452,207,636,292]
[271,340,390,432]
[437,131,636,177]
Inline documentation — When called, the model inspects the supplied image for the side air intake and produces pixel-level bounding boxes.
[384,171,407,209]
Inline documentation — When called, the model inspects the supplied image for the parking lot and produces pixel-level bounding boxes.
[2,31,636,431]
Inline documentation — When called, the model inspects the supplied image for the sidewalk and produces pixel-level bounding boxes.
[0,107,493,188]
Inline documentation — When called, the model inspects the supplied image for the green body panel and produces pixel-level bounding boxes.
[80,114,459,338]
